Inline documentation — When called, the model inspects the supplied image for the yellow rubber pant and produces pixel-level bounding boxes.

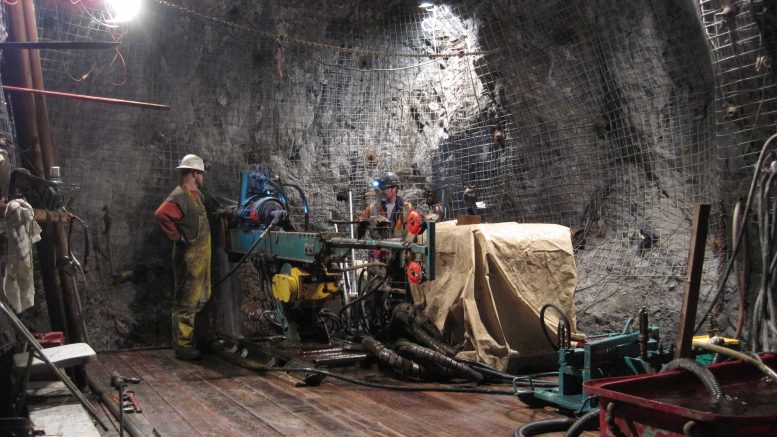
[171,232,211,351]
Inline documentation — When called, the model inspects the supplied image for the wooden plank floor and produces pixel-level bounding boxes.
[87,349,595,436]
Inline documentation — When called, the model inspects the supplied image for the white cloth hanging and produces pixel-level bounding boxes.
[4,199,42,313]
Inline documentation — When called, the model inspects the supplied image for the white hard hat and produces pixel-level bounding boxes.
[176,154,205,172]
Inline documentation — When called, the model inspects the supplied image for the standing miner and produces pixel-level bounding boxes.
[359,171,413,232]
[154,154,211,360]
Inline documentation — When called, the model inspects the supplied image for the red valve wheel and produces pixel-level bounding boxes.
[406,261,424,285]
[407,210,423,235]
[249,203,260,223]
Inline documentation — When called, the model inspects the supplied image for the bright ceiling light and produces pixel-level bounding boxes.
[419,2,434,9]
[105,0,141,23]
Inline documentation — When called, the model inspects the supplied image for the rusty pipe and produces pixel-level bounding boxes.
[16,0,88,389]
[4,1,44,176]
[2,85,171,111]
[5,1,71,346]
[21,0,53,173]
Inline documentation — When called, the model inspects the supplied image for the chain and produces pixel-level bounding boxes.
[151,0,497,59]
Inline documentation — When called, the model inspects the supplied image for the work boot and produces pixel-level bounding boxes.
[174,348,202,361]
[196,336,225,353]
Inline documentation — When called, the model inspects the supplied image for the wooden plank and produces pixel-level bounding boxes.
[33,208,71,222]
[203,354,432,436]
[198,354,364,435]
[420,389,549,434]
[343,385,509,436]
[88,354,191,436]
[302,383,449,436]
[90,349,592,436]
[117,350,277,437]
[675,204,711,359]
[199,355,355,435]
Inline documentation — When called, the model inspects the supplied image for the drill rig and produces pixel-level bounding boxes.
[214,168,455,382]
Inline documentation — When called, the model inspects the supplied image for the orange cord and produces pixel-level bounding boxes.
[107,27,128,85]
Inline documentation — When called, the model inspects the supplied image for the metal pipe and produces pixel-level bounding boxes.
[329,262,386,273]
[0,41,121,49]
[327,237,409,250]
[299,347,346,354]
[2,85,171,111]
[311,353,368,365]
[21,0,53,172]
[348,190,358,299]
[332,223,351,307]
[19,0,88,389]
[4,1,44,176]
[56,209,88,389]
[5,2,69,346]
[35,226,70,338]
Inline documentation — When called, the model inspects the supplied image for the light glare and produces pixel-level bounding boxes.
[105,0,141,23]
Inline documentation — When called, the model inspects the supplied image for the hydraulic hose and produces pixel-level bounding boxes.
[540,303,572,351]
[216,349,515,394]
[67,211,90,272]
[410,325,459,357]
[338,273,387,320]
[564,408,600,437]
[514,418,575,437]
[733,200,748,339]
[754,169,777,351]
[391,302,458,356]
[459,359,517,381]
[282,182,310,231]
[660,358,723,399]
[454,357,558,387]
[696,133,777,334]
[363,336,427,379]
[395,338,483,382]
[691,341,777,382]
[605,403,628,437]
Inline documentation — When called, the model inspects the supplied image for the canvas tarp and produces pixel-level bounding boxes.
[412,221,579,372]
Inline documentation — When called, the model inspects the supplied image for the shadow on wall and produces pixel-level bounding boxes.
[111,232,173,350]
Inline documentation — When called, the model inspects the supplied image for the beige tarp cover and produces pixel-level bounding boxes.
[412,221,578,372]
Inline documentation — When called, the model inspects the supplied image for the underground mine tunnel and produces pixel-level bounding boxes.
[0,0,776,435]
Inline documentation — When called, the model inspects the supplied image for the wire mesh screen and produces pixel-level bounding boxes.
[699,0,777,177]
[0,7,18,166]
[10,0,774,348]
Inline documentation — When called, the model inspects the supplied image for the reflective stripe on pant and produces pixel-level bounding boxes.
[171,230,211,351]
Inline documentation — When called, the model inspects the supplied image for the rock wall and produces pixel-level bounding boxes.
[14,0,769,351]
